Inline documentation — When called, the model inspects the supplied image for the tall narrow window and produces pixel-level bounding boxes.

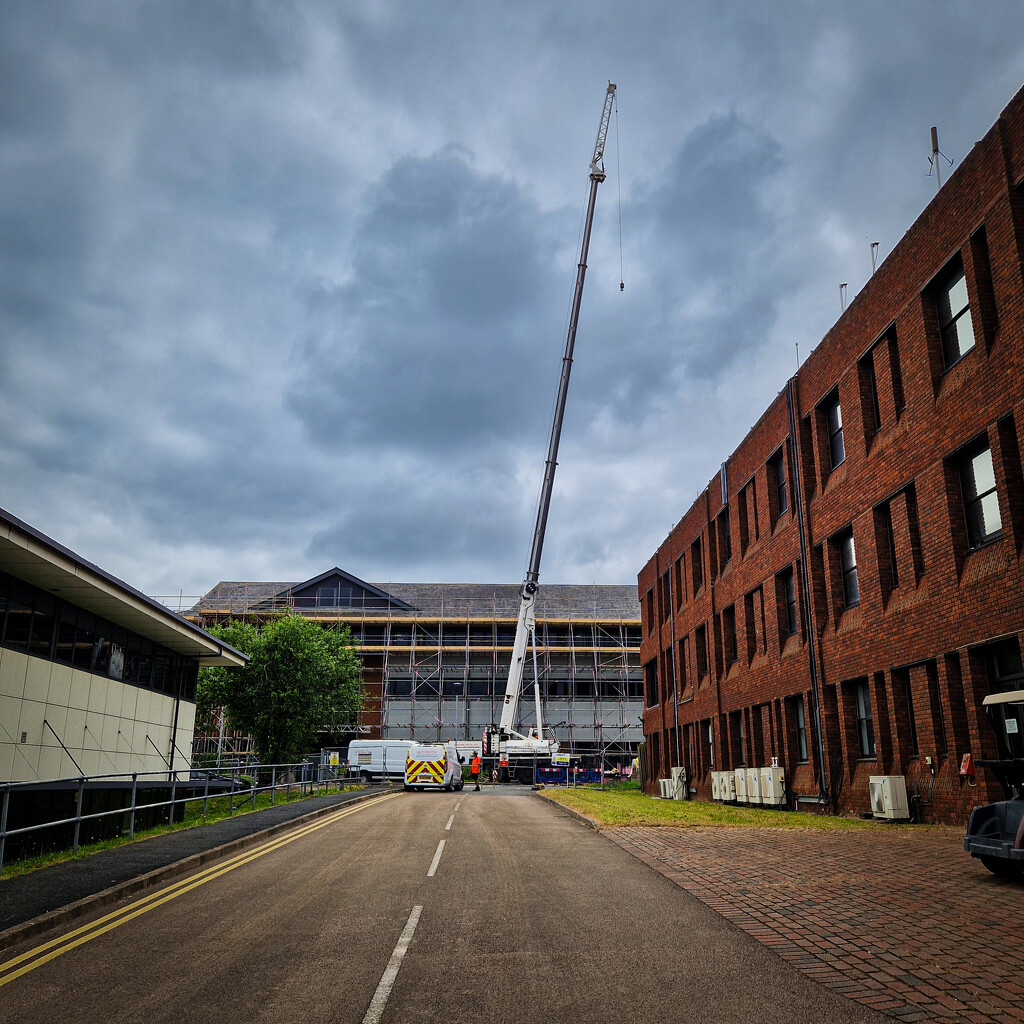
[695,623,709,679]
[936,257,975,367]
[821,388,845,470]
[854,679,875,758]
[958,438,1002,548]
[717,508,732,569]
[691,536,704,595]
[777,566,798,637]
[644,659,659,707]
[674,554,685,609]
[768,445,788,521]
[722,605,737,666]
[794,696,809,762]
[859,349,882,436]
[836,527,860,609]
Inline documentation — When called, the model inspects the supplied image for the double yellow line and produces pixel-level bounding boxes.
[0,792,398,989]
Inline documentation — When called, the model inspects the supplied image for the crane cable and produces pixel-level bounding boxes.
[615,89,624,291]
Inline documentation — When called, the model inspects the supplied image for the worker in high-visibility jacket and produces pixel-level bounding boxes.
[470,753,482,791]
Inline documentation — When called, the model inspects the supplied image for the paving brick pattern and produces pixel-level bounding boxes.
[606,825,1024,1024]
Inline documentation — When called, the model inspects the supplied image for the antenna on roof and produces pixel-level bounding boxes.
[928,126,952,191]
[840,283,848,312]
[870,241,879,275]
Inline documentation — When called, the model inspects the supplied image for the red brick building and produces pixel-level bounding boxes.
[638,82,1024,824]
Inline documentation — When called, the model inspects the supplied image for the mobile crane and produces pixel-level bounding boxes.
[484,83,616,777]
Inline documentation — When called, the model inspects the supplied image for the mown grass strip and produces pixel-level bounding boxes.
[539,785,928,831]
[1,785,366,880]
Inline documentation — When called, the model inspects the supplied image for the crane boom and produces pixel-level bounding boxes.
[491,82,616,758]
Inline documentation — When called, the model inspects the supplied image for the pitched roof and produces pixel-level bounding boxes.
[191,579,640,620]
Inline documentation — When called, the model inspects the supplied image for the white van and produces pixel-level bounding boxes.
[404,742,464,792]
[347,740,415,784]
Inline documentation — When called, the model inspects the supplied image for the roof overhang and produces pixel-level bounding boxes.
[983,689,1024,707]
[0,508,246,667]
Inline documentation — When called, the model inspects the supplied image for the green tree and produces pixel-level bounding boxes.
[198,615,361,764]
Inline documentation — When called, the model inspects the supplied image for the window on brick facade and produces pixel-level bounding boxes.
[722,604,737,666]
[695,623,709,680]
[768,444,788,523]
[644,659,659,707]
[776,565,798,638]
[853,679,875,758]
[731,710,746,766]
[873,500,899,597]
[835,527,860,609]
[859,349,882,437]
[645,588,655,635]
[674,554,685,609]
[702,718,714,768]
[957,437,1002,549]
[821,388,846,471]
[677,635,688,693]
[691,536,704,595]
[660,569,671,623]
[935,256,975,368]
[717,508,732,570]
[786,694,809,763]
[744,585,765,662]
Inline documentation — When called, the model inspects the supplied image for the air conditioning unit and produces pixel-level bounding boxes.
[745,767,761,805]
[658,778,674,799]
[710,771,721,800]
[760,766,785,806]
[869,775,910,820]
[671,765,688,800]
[734,767,748,803]
[720,771,736,802]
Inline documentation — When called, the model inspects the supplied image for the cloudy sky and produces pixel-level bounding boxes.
[2,2,1022,604]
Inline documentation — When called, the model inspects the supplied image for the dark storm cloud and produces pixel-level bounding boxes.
[291,148,565,453]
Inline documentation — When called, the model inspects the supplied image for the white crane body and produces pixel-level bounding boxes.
[486,83,616,768]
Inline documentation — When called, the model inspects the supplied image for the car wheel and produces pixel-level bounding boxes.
[980,855,1024,879]
[360,771,372,785]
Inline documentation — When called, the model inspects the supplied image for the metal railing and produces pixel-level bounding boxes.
[0,762,362,876]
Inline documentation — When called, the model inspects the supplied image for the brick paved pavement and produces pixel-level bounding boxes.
[606,825,1024,1024]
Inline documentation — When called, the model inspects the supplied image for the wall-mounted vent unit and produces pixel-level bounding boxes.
[720,771,736,802]
[711,771,722,801]
[869,775,910,820]
[745,767,762,805]
[734,768,748,803]
[760,766,785,806]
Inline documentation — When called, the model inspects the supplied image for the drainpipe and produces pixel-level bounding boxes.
[786,376,829,806]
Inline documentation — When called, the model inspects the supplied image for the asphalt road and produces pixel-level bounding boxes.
[0,789,889,1024]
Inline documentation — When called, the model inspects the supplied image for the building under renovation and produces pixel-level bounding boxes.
[188,569,642,762]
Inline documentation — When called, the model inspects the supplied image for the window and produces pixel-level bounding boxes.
[644,659,659,706]
[674,554,685,609]
[897,669,918,756]
[645,588,655,635]
[793,696,809,762]
[768,445,788,521]
[677,635,688,693]
[695,623,709,679]
[722,605,737,666]
[859,349,882,436]
[777,566,798,637]
[958,438,1002,548]
[660,570,671,624]
[822,388,845,470]
[731,711,747,766]
[874,500,899,595]
[717,508,732,569]
[854,679,875,758]
[936,256,975,367]
[691,536,704,595]
[836,527,859,609]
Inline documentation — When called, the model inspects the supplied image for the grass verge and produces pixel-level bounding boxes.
[1,784,365,880]
[539,785,923,831]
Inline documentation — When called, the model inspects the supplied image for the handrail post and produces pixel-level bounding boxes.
[271,767,276,806]
[203,770,210,819]
[251,771,257,811]
[229,768,235,816]
[73,777,85,854]
[169,770,177,826]
[0,784,10,876]
[129,772,138,839]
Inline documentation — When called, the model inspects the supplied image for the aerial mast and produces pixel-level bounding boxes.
[489,82,617,764]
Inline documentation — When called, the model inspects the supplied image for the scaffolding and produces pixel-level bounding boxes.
[178,582,643,762]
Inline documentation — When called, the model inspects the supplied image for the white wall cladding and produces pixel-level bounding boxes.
[0,647,193,782]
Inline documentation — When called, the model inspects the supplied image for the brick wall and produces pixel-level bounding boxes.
[638,81,1024,825]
